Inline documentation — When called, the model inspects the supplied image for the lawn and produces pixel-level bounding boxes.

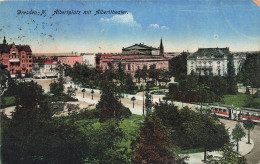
[72,114,144,154]
[0,96,16,107]
[119,114,144,152]
[220,94,255,108]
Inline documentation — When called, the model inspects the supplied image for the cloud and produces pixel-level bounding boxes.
[149,24,159,28]
[149,24,169,30]
[161,26,169,30]
[99,13,141,27]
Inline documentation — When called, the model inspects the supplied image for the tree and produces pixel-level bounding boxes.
[206,143,247,164]
[140,65,148,82]
[50,80,64,96]
[132,115,175,163]
[124,73,135,93]
[145,91,153,116]
[67,85,76,97]
[227,54,235,77]
[243,118,255,144]
[169,51,189,79]
[134,69,142,83]
[237,53,260,91]
[148,64,160,85]
[232,123,246,152]
[97,85,131,122]
[86,119,130,163]
[200,114,229,161]
[14,81,45,110]
[153,103,229,161]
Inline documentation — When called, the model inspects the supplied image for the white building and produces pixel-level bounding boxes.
[187,48,246,76]
[233,52,247,75]
[80,53,96,68]
[32,60,58,79]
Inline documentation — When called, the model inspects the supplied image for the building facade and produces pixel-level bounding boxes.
[32,56,58,79]
[0,36,33,78]
[187,48,246,76]
[57,56,83,67]
[97,54,169,74]
[96,39,168,74]
[80,53,96,68]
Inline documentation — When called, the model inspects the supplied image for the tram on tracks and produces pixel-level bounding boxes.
[209,105,260,124]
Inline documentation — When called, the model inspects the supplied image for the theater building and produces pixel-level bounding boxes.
[96,38,168,74]
[0,36,32,78]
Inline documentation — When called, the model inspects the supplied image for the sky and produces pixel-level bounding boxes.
[0,0,259,53]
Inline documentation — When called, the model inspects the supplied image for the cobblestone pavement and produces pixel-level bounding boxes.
[244,124,260,164]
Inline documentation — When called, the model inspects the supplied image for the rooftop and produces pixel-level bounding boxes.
[187,47,231,59]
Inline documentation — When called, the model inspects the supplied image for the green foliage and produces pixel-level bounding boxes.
[227,54,235,77]
[206,143,247,164]
[237,52,260,88]
[232,123,246,152]
[14,81,45,109]
[0,96,15,108]
[169,51,189,79]
[232,123,246,142]
[3,74,17,96]
[134,69,142,83]
[243,118,255,144]
[0,66,9,91]
[2,80,138,164]
[140,65,148,82]
[50,81,64,96]
[3,114,130,164]
[97,86,132,122]
[153,102,229,152]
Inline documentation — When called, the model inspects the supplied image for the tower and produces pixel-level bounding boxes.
[159,37,164,57]
[3,36,6,44]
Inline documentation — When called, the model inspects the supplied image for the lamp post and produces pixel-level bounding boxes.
[91,89,94,100]
[82,88,86,98]
[131,96,136,108]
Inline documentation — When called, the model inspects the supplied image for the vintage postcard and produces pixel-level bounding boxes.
[0,0,259,164]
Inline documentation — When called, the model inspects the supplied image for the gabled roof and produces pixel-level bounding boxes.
[187,48,231,59]
[122,43,158,51]
[0,44,32,53]
[17,45,32,52]
[0,44,9,53]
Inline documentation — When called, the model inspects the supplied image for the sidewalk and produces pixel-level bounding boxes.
[186,120,254,164]
[187,138,254,164]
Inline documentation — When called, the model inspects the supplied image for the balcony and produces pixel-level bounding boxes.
[196,66,212,69]
[9,59,20,63]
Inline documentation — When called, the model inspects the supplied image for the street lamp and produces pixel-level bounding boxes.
[131,96,136,108]
[91,89,94,100]
[82,89,86,98]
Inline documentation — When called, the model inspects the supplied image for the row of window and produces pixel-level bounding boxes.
[9,55,32,59]
[191,61,222,64]
[22,64,32,67]
[21,60,32,63]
